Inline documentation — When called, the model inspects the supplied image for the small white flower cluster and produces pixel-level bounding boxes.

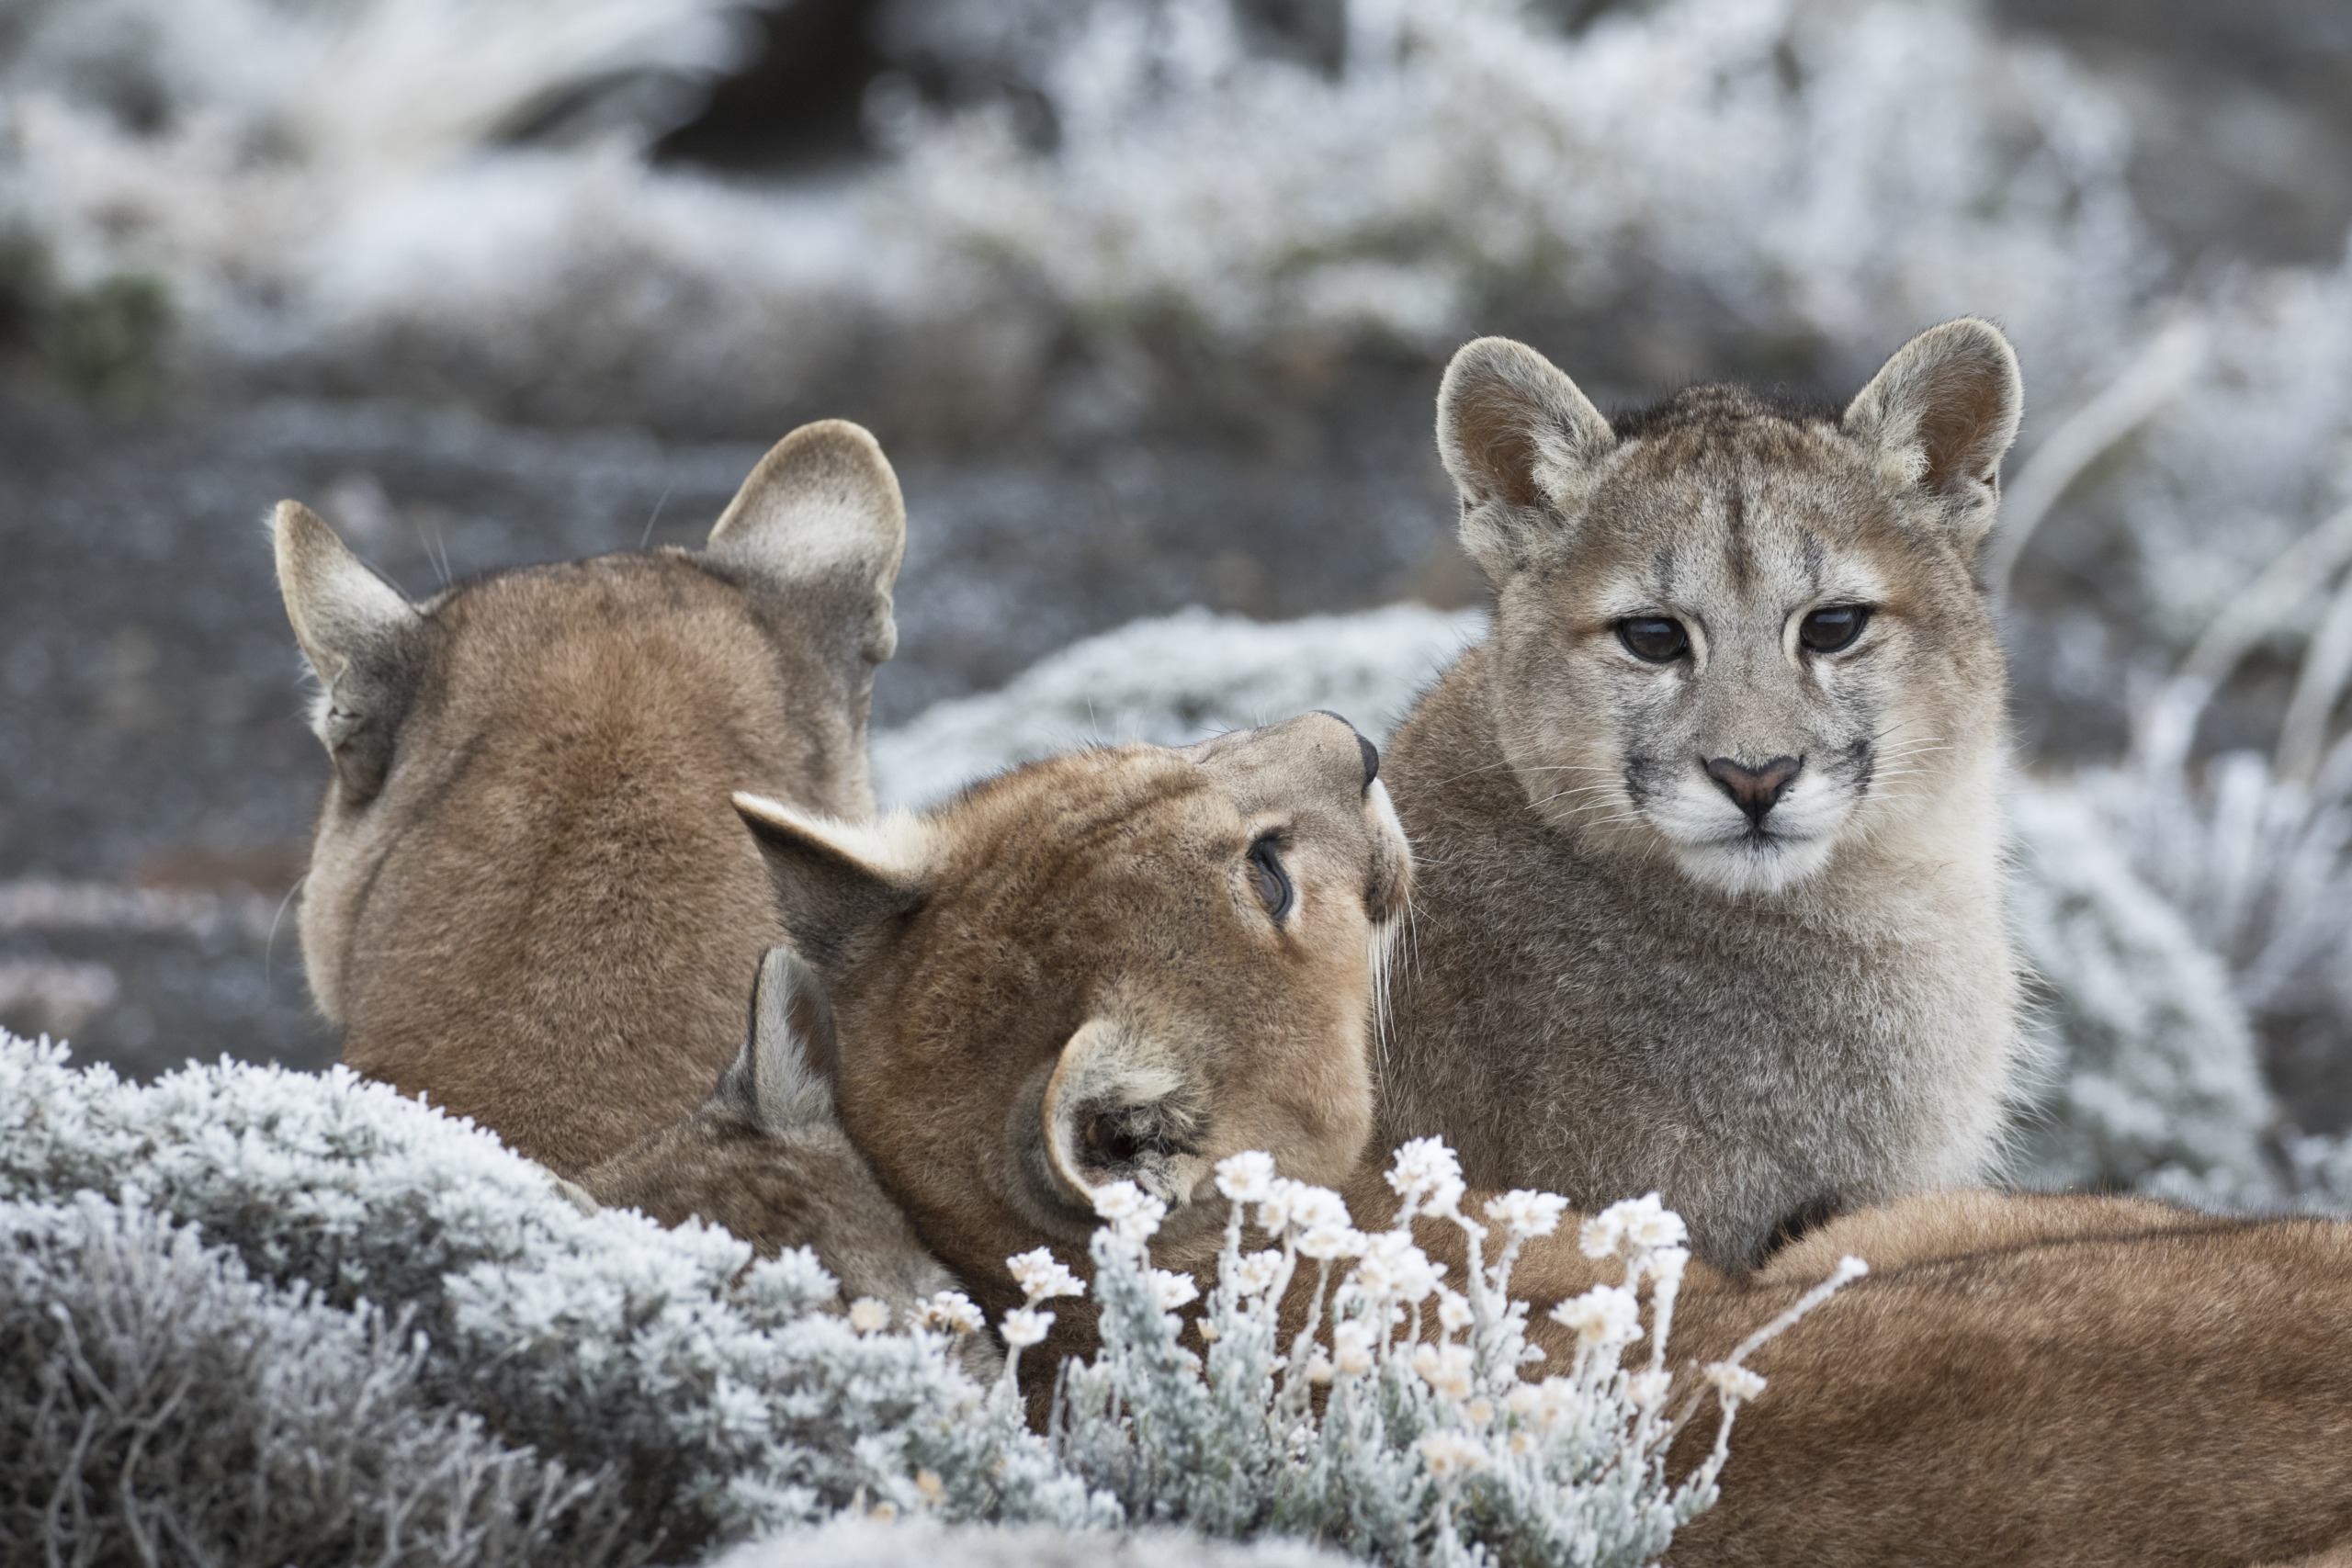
[1038,1141,1865,1567]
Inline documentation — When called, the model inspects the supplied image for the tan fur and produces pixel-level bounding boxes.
[730,714,1409,1365]
[1382,323,2028,1269]
[276,420,906,1177]
[655,718,2352,1567]
[583,946,1000,1380]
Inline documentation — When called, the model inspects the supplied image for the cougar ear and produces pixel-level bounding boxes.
[732,793,927,972]
[1435,335,1617,581]
[1843,319,2023,553]
[271,501,425,802]
[705,419,906,664]
[716,946,840,1134]
[1038,1018,1211,1208]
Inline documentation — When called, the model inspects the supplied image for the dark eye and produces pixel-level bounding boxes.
[1247,836,1294,923]
[1798,605,1870,653]
[1616,616,1690,663]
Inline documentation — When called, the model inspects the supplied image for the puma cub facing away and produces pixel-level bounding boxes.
[275,421,904,1177]
[629,714,2352,1566]
[1381,321,2025,1268]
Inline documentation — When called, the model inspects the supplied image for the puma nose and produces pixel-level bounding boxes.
[1311,709,1380,790]
[1705,755,1802,827]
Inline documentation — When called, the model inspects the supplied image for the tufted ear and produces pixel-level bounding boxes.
[1843,319,2023,553]
[272,501,427,802]
[705,419,906,664]
[1435,335,1617,581]
[1038,1017,1211,1207]
[714,946,840,1135]
[732,793,928,972]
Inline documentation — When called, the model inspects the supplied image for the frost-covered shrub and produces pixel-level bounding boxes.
[899,0,2145,383]
[0,1190,621,1567]
[0,1034,1102,1556]
[0,0,2173,434]
[1044,1145,1861,1567]
[716,1518,1354,1568]
[2004,780,2274,1191]
[872,604,1481,806]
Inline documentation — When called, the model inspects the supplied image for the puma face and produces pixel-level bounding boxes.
[1437,322,2018,896]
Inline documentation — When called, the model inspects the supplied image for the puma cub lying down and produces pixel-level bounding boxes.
[274,421,905,1177]
[1382,321,2027,1268]
[619,715,2352,1567]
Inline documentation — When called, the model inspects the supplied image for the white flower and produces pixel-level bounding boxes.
[1295,1223,1366,1260]
[1229,1247,1285,1298]
[1505,1376,1579,1430]
[847,1296,891,1334]
[1410,1340,1476,1401]
[1354,1232,1442,1303]
[1484,1189,1568,1239]
[1255,1178,1304,1235]
[1549,1284,1642,1349]
[1215,1150,1277,1203]
[910,1290,985,1335]
[1091,1179,1168,1243]
[1416,1429,1487,1478]
[1435,1288,1474,1333]
[1330,1319,1376,1378]
[1150,1269,1200,1311]
[1704,1361,1767,1403]
[1000,1306,1055,1348]
[1464,1397,1495,1429]
[1644,1245,1690,1289]
[1006,1247,1086,1304]
[1289,1185,1351,1233]
[1580,1193,1688,1260]
[1385,1136,1465,1216]
[1627,1369,1671,1408]
[1305,1348,1335,1384]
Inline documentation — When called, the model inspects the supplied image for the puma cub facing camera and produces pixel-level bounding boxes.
[275,421,905,1177]
[1381,321,2026,1269]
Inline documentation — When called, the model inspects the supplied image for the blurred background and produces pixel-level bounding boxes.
[1,0,2348,1202]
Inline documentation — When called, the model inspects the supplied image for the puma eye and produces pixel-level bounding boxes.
[1798,604,1871,653]
[1616,616,1690,663]
[1247,836,1294,923]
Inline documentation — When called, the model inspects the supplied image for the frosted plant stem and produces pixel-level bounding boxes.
[2277,563,2352,785]
[1988,318,2206,599]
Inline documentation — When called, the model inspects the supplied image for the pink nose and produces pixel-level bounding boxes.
[1705,755,1803,827]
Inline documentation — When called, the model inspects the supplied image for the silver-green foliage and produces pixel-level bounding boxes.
[0,1190,621,1567]
[0,1034,1104,1560]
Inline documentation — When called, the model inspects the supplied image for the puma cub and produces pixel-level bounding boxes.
[1380,321,2026,1269]
[275,421,905,1177]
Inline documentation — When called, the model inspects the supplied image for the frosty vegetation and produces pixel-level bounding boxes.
[3,1032,1866,1564]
